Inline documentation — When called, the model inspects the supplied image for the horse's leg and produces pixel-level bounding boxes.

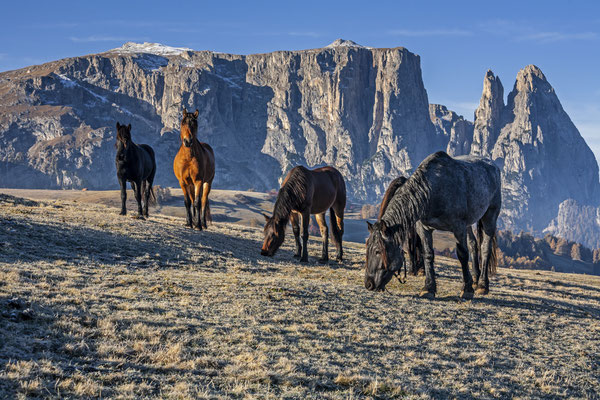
[133,179,144,219]
[141,180,148,217]
[315,213,329,264]
[416,222,436,298]
[119,177,127,215]
[454,228,474,299]
[330,206,344,261]
[181,185,193,228]
[467,225,480,289]
[477,207,500,295]
[300,211,310,263]
[200,181,211,229]
[290,212,302,258]
[193,181,203,230]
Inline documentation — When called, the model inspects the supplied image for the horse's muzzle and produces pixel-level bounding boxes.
[260,249,271,257]
[365,278,376,291]
[183,139,192,147]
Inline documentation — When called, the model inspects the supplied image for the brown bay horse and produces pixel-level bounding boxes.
[173,109,215,230]
[261,166,346,263]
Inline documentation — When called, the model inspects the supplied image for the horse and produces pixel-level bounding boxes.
[173,109,215,230]
[365,151,501,299]
[379,177,482,280]
[115,122,156,219]
[378,176,424,277]
[261,166,346,263]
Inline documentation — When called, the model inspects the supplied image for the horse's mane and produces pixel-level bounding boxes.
[380,166,432,245]
[378,176,408,220]
[272,167,310,224]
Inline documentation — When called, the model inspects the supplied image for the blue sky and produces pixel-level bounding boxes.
[1,1,599,160]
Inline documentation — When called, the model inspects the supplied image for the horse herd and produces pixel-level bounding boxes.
[116,109,502,299]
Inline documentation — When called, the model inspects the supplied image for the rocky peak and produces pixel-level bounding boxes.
[470,69,504,157]
[325,39,368,49]
[491,65,600,233]
[429,104,473,156]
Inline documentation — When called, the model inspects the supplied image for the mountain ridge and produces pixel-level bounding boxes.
[0,41,598,247]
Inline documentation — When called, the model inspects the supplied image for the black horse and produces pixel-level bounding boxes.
[115,122,156,219]
[365,151,501,298]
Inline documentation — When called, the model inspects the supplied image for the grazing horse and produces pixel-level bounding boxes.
[379,177,481,279]
[115,122,156,219]
[261,166,346,263]
[173,109,215,230]
[378,177,424,277]
[365,151,501,298]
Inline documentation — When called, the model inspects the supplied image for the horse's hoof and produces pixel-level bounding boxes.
[317,258,328,264]
[472,282,479,290]
[419,290,436,299]
[293,254,301,259]
[300,257,309,263]
[475,287,489,296]
[134,215,145,220]
[460,290,474,299]
[119,211,126,216]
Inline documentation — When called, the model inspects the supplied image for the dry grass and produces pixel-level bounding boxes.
[1,193,599,399]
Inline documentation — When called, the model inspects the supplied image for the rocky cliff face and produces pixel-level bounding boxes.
[461,65,600,247]
[1,42,599,247]
[429,104,473,156]
[470,70,504,158]
[0,40,437,201]
[544,199,600,250]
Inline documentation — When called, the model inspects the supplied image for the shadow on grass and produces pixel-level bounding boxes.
[0,217,187,267]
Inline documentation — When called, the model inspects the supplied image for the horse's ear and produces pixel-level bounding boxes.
[127,124,131,131]
[262,213,270,223]
[366,221,373,233]
[182,109,188,117]
[193,109,199,118]
[380,220,389,238]
[116,122,120,130]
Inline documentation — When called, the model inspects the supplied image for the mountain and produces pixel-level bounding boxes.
[1,41,599,247]
[468,65,600,241]
[0,40,437,200]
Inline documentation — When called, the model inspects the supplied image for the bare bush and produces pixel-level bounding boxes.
[360,204,378,220]
[153,186,172,205]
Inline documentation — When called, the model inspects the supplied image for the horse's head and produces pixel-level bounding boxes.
[364,220,403,291]
[261,214,286,257]
[116,122,132,148]
[180,109,199,148]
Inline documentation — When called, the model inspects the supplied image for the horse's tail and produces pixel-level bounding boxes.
[148,185,157,207]
[329,207,343,247]
[477,220,497,276]
[205,200,212,225]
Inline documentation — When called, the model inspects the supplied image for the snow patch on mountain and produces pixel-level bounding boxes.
[109,42,193,56]
[326,39,370,49]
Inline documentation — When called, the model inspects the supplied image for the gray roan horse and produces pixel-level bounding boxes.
[365,151,501,299]
[378,176,424,278]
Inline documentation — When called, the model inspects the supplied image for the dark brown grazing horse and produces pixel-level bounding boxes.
[378,177,424,277]
[261,166,346,263]
[173,109,215,230]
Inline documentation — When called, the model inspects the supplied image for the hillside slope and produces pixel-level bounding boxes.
[1,195,599,398]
